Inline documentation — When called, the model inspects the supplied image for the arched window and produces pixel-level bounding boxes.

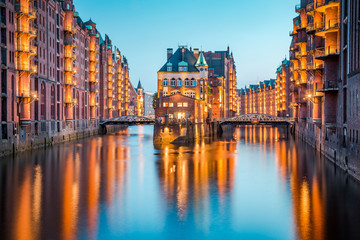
[191,78,196,87]
[185,78,189,87]
[184,91,196,99]
[163,78,168,86]
[40,83,46,120]
[50,85,55,120]
[177,78,182,87]
[171,78,176,87]
[171,90,181,95]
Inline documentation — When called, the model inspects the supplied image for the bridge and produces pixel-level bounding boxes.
[100,115,155,126]
[220,113,293,126]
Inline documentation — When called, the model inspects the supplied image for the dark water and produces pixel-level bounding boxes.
[0,126,360,240]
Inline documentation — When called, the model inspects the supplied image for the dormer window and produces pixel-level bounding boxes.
[167,62,172,72]
[178,61,188,72]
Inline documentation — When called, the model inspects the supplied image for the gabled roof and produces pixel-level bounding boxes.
[158,47,198,72]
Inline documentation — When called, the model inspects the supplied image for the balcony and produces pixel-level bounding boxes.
[64,52,76,59]
[64,97,73,104]
[65,79,77,86]
[17,44,37,55]
[17,63,37,73]
[15,4,37,18]
[316,20,340,36]
[16,25,37,37]
[306,2,314,13]
[317,81,339,92]
[315,46,340,60]
[306,23,316,33]
[64,27,77,35]
[315,0,340,12]
[306,62,324,71]
[295,51,307,58]
[64,39,76,48]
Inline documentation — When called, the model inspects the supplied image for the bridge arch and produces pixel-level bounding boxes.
[220,113,293,126]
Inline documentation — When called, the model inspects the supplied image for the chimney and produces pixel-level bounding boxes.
[167,48,173,60]
[193,48,199,58]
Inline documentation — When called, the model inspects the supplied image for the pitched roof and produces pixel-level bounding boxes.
[137,80,143,90]
[85,18,95,24]
[195,51,208,66]
[158,47,198,72]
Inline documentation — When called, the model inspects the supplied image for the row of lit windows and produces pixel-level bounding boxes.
[163,102,189,108]
[162,78,197,87]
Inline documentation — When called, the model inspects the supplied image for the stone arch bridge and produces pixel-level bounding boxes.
[220,113,293,126]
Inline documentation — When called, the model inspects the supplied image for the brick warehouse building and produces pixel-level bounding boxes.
[155,46,238,123]
[238,79,276,116]
[275,59,292,117]
[0,0,134,153]
[288,0,360,180]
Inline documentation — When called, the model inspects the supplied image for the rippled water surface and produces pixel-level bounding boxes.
[0,126,360,240]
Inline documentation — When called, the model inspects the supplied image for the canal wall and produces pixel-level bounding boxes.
[0,124,126,158]
[294,121,360,182]
[153,121,223,146]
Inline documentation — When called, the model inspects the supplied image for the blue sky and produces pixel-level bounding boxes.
[75,0,298,92]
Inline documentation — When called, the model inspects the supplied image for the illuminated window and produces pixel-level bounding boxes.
[163,102,169,107]
[185,91,196,99]
[169,102,174,107]
[183,102,188,107]
[185,78,189,87]
[177,103,183,107]
[169,114,174,119]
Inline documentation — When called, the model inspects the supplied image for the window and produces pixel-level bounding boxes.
[167,66,172,72]
[169,102,174,107]
[40,83,46,120]
[177,78,182,87]
[183,102,188,107]
[50,85,55,119]
[163,91,168,97]
[191,78,196,87]
[185,91,196,99]
[163,102,169,107]
[171,78,176,86]
[171,90,180,95]
[185,78,189,87]
[163,78,168,86]
[177,103,183,107]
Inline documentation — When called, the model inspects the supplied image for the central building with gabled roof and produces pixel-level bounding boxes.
[156,47,210,123]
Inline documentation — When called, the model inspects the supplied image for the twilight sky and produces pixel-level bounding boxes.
[75,0,298,92]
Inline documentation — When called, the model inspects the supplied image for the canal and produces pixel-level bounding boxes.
[0,126,360,240]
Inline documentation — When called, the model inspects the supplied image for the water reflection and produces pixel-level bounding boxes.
[0,126,359,239]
